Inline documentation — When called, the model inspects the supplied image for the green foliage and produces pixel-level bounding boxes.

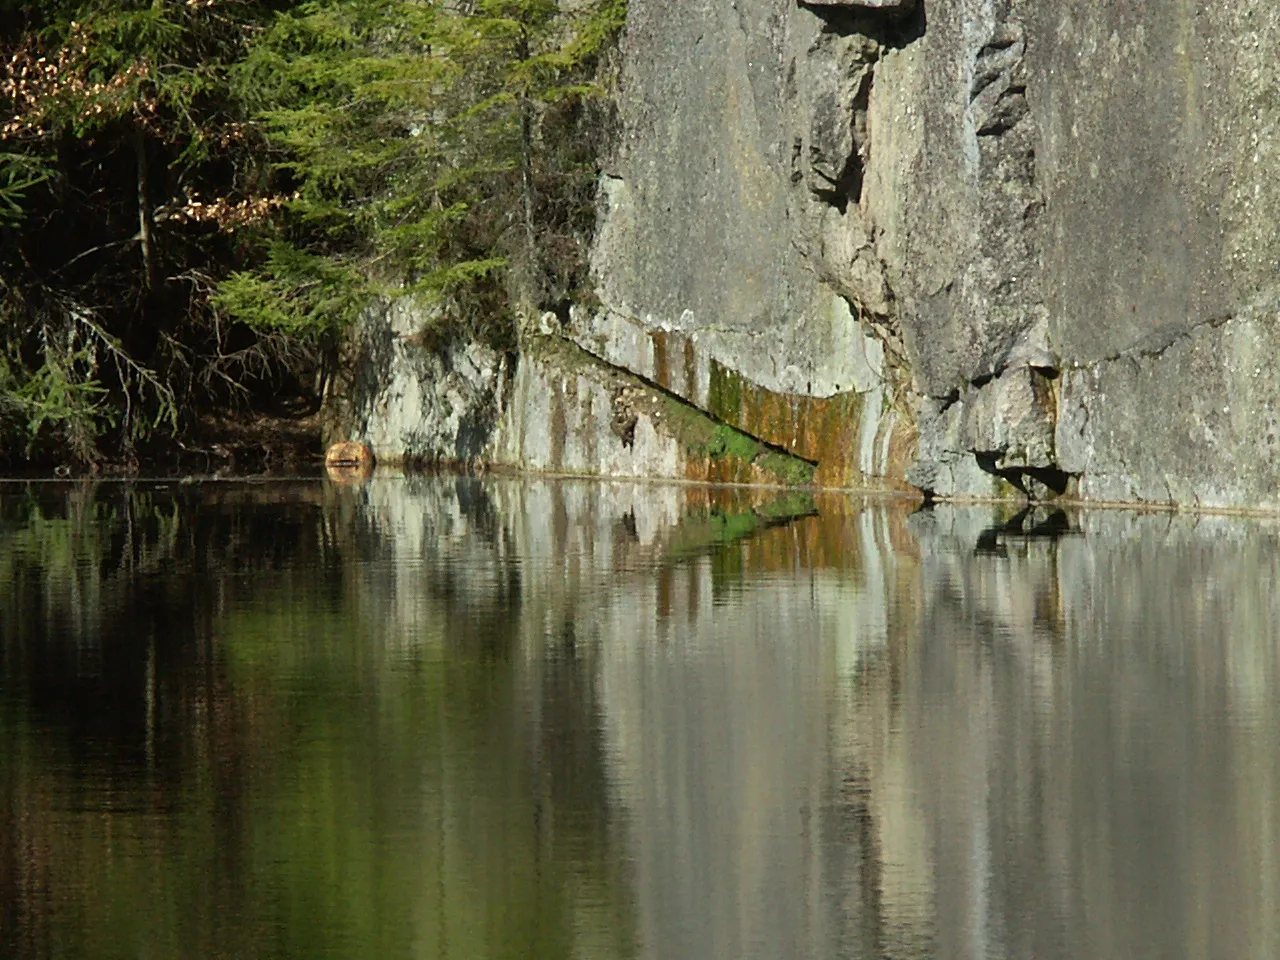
[224,0,625,347]
[0,294,180,463]
[0,152,46,225]
[216,243,370,335]
[0,0,312,467]
[0,0,626,468]
[0,337,110,456]
[6,0,278,145]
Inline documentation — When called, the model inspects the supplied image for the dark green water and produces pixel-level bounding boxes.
[1,477,1278,959]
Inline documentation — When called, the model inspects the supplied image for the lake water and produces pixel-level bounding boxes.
[1,477,1278,960]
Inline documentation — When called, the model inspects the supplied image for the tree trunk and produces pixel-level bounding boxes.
[134,125,159,291]
[519,95,537,267]
[516,28,540,304]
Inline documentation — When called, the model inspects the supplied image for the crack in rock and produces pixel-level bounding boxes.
[1076,314,1234,370]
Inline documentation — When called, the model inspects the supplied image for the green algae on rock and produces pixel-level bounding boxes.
[487,336,817,486]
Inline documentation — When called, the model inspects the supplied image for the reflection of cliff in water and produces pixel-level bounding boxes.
[894,506,1280,960]
[340,476,931,959]
[3,481,1280,959]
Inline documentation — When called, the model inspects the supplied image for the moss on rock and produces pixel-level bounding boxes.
[522,335,817,486]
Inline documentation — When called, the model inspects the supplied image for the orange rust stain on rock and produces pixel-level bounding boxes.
[550,379,567,468]
[683,337,698,397]
[651,330,670,390]
[708,360,915,490]
[682,455,772,486]
[885,415,919,490]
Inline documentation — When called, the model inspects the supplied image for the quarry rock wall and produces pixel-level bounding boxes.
[333,0,1280,511]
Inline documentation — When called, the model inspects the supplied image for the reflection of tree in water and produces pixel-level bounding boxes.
[0,479,636,960]
[0,481,334,770]
[0,481,345,958]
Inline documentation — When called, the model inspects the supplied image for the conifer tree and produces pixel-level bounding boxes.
[0,0,625,468]
[0,0,296,464]
[219,0,625,348]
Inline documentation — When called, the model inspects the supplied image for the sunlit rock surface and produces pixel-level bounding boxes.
[587,0,1280,507]
[323,296,513,467]
[331,1,1280,509]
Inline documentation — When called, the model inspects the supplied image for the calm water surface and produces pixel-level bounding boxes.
[1,477,1278,959]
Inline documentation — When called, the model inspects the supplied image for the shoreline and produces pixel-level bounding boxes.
[3,467,1280,522]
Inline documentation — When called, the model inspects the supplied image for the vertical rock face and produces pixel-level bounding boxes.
[578,0,924,491]
[887,0,1280,508]
[583,0,1280,509]
[322,298,514,468]
[586,0,1035,495]
[334,0,1280,510]
[325,302,818,485]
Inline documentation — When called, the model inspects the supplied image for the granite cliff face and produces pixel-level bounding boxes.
[332,0,1280,511]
